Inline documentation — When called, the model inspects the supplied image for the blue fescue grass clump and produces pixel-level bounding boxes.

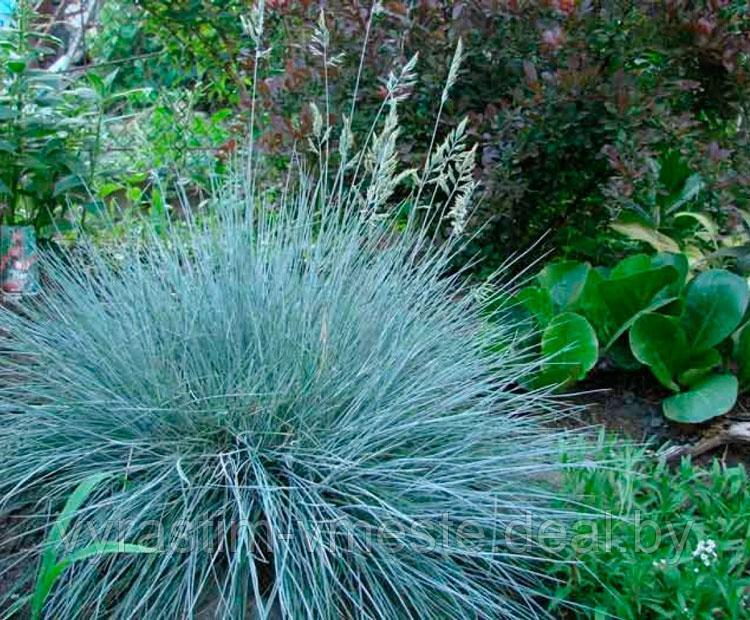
[0,180,584,618]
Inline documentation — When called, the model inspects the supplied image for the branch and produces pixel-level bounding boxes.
[49,0,103,73]
[663,422,750,462]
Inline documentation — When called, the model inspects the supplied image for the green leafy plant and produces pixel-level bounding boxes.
[550,444,750,619]
[614,201,750,276]
[609,150,706,253]
[0,1,98,236]
[630,269,749,422]
[512,252,750,422]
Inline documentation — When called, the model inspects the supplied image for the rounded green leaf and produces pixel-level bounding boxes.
[571,268,608,337]
[629,313,686,391]
[538,312,598,388]
[610,254,652,279]
[515,286,553,326]
[598,265,679,346]
[681,269,749,351]
[536,261,590,312]
[607,338,642,371]
[662,374,737,424]
[651,252,688,285]
[651,252,689,297]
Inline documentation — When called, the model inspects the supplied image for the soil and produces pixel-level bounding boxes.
[568,367,750,467]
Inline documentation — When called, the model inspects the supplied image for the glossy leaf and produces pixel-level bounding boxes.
[680,269,749,351]
[677,349,722,388]
[651,252,689,296]
[734,322,750,390]
[538,312,598,388]
[515,286,554,326]
[607,338,642,371]
[662,374,737,424]
[629,313,686,391]
[610,253,651,279]
[598,265,679,345]
[536,261,590,311]
[572,268,610,339]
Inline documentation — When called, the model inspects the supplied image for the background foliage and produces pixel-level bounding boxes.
[243,0,750,270]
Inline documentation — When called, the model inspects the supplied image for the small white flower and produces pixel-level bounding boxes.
[692,539,718,567]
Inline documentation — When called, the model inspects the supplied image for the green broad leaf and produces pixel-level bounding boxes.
[572,268,610,339]
[651,252,689,295]
[662,374,737,424]
[677,349,722,388]
[536,261,590,311]
[537,312,598,389]
[604,294,679,351]
[53,174,84,197]
[607,338,642,371]
[629,313,686,391]
[598,265,680,347]
[734,322,750,390]
[610,253,652,279]
[515,286,554,326]
[680,269,749,351]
